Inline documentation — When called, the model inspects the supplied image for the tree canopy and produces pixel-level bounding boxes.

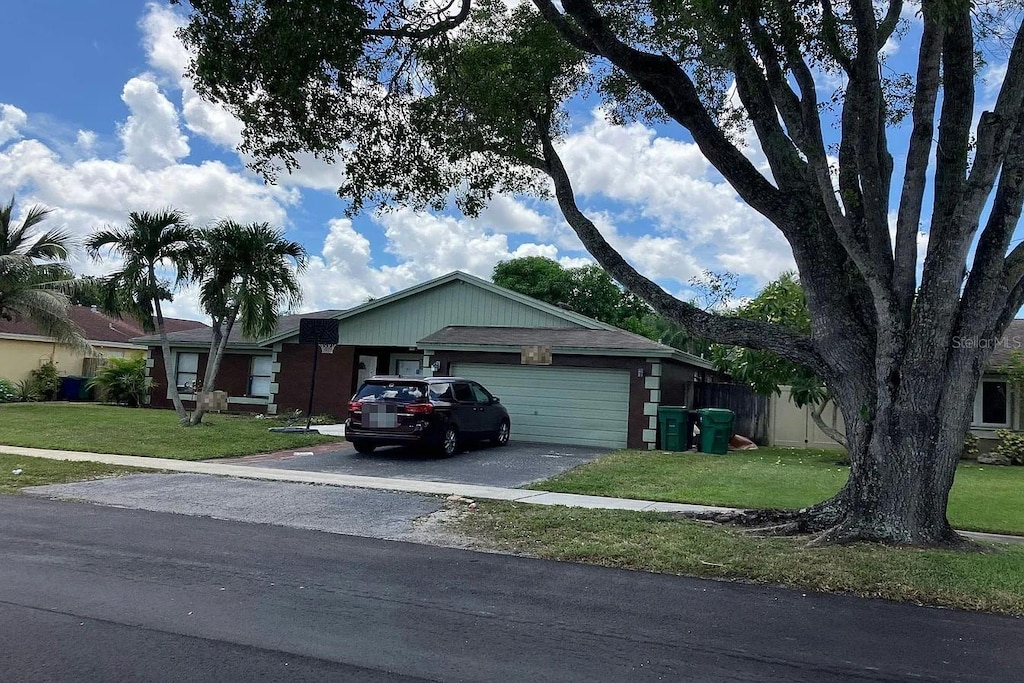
[187,220,308,425]
[87,210,200,421]
[492,256,653,335]
[0,196,87,350]
[174,0,1024,547]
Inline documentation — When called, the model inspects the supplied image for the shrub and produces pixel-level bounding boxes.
[962,432,980,460]
[28,361,61,401]
[994,429,1024,465]
[86,357,154,407]
[15,379,39,402]
[0,378,18,403]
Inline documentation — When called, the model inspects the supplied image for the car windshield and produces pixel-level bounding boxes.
[354,382,427,403]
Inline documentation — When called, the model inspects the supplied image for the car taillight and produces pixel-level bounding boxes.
[347,401,362,413]
[404,402,433,414]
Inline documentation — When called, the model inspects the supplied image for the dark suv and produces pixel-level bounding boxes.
[345,376,511,456]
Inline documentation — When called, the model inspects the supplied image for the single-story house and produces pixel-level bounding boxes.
[0,305,205,383]
[136,271,725,449]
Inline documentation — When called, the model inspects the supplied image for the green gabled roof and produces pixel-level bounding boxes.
[260,270,618,346]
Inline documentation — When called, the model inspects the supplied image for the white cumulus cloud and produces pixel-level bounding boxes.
[0,104,27,146]
[118,77,190,169]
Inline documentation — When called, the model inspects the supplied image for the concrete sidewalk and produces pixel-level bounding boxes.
[0,445,733,514]
[3,444,1022,545]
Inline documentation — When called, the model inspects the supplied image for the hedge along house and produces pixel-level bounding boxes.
[136,271,720,449]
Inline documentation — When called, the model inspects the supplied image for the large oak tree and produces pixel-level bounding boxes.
[173,0,1024,547]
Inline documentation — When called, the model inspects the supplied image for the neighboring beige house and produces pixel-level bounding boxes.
[769,319,1024,449]
[0,305,206,383]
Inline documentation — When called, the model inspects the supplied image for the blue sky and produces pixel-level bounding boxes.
[1,1,1002,323]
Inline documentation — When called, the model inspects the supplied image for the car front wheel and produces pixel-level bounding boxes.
[492,419,510,446]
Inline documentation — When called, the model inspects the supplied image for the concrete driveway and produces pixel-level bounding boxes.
[226,440,612,488]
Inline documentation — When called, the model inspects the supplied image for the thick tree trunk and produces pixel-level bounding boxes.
[818,409,967,547]
[730,342,982,547]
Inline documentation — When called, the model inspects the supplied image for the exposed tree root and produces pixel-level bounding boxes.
[686,497,845,536]
[807,520,986,551]
[684,503,992,551]
[746,522,801,537]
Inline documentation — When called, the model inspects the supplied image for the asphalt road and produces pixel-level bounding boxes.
[2,496,1021,682]
[230,440,611,487]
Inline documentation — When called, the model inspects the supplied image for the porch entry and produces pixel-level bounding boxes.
[391,353,426,377]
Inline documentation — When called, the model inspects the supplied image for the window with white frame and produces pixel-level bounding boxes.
[974,379,1010,426]
[248,356,273,398]
[176,352,199,392]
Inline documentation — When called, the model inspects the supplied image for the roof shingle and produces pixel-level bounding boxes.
[132,309,344,346]
[418,325,675,352]
[0,306,206,345]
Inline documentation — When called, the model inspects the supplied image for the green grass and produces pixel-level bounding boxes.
[0,452,148,493]
[454,501,1024,614]
[533,447,1024,536]
[0,403,342,460]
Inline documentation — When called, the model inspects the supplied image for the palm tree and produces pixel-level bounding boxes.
[189,220,307,425]
[0,196,88,350]
[86,210,199,421]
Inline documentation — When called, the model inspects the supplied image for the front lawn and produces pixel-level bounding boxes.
[0,403,341,460]
[533,447,1024,536]
[0,452,148,493]
[454,502,1024,614]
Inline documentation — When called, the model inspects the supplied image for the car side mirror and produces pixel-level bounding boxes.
[491,397,500,404]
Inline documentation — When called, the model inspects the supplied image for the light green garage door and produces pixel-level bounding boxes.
[450,363,630,448]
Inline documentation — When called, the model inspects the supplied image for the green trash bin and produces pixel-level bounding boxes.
[698,408,734,455]
[657,406,687,451]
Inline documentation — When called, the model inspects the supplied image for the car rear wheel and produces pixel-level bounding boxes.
[352,440,375,454]
[438,426,459,457]
[492,419,510,446]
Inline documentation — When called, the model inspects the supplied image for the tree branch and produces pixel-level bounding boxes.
[553,0,790,227]
[877,0,903,45]
[907,6,975,364]
[810,396,848,448]
[530,0,598,52]
[952,25,1024,240]
[819,0,855,73]
[727,22,808,191]
[361,0,472,40]
[847,0,895,272]
[967,118,1024,317]
[894,8,943,322]
[536,132,826,374]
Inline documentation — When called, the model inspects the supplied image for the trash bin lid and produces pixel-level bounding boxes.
[657,405,687,416]
[698,408,734,422]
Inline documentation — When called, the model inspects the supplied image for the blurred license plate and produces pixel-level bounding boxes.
[364,403,398,428]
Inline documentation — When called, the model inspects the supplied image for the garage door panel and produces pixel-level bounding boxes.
[508,406,627,423]
[451,363,630,448]
[487,376,625,392]
[488,394,624,416]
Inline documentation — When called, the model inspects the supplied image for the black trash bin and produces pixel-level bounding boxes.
[59,376,84,401]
